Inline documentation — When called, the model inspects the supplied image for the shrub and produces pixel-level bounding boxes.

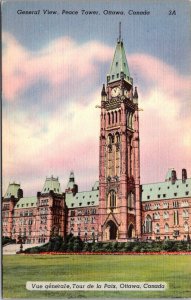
[132,244,141,252]
[73,237,83,252]
[65,234,74,243]
[30,247,40,254]
[2,236,16,246]
[82,242,92,252]
[124,242,134,252]
[111,242,119,252]
[47,241,54,252]
[60,242,68,252]
[67,240,75,252]
[53,240,62,252]
[102,242,112,252]
[91,242,103,252]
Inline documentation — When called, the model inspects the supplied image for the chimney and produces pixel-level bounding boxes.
[182,168,187,183]
[171,170,177,184]
[17,188,23,200]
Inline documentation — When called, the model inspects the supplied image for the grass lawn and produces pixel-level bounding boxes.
[3,254,191,298]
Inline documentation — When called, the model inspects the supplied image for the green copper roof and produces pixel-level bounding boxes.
[15,196,37,209]
[66,181,99,208]
[165,168,175,181]
[42,176,61,194]
[142,178,191,202]
[4,182,20,199]
[107,41,131,84]
[92,181,99,191]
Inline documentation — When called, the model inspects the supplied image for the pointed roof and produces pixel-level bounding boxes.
[107,40,131,84]
[42,176,61,194]
[165,168,174,181]
[69,171,75,181]
[101,84,107,96]
[4,182,21,199]
[66,171,75,190]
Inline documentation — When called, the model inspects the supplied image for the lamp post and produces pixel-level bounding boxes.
[187,225,190,243]
[19,234,27,253]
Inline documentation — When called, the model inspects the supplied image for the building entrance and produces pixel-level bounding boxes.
[128,223,135,238]
[107,220,118,240]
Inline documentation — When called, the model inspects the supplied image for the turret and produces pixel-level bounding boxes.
[65,171,78,196]
[101,84,107,102]
[133,87,138,104]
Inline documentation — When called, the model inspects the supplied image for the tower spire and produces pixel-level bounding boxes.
[107,23,131,84]
[118,22,121,42]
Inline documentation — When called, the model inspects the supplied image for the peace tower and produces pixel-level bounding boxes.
[98,28,141,241]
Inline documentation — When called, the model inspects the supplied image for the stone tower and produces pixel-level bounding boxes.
[98,29,141,241]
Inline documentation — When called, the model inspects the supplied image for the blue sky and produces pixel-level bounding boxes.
[2,0,191,195]
[2,0,190,73]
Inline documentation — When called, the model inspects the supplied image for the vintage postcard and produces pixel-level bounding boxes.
[2,0,191,299]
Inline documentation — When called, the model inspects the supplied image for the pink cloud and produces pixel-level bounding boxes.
[129,54,191,110]
[2,36,191,195]
[3,32,112,101]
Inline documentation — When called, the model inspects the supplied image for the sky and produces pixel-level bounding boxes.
[2,0,191,196]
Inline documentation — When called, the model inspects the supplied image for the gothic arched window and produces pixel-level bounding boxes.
[145,215,152,233]
[108,113,110,125]
[183,209,189,218]
[164,223,169,233]
[128,192,135,209]
[108,190,116,208]
[129,113,133,128]
[119,110,121,122]
[108,134,114,148]
[111,112,114,124]
[115,111,118,123]
[174,211,179,225]
[127,112,129,127]
[155,223,160,234]
[115,132,120,144]
[184,222,189,232]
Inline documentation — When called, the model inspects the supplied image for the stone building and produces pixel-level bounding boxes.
[2,32,191,244]
[141,169,191,241]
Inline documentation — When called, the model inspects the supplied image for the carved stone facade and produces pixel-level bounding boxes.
[98,38,141,241]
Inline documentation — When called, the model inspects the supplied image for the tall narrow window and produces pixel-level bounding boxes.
[108,113,110,125]
[128,192,135,209]
[112,112,114,124]
[127,112,129,127]
[174,211,179,225]
[155,223,160,234]
[108,191,116,208]
[115,111,118,123]
[145,215,152,233]
[115,133,120,144]
[184,222,189,232]
[164,223,169,233]
[119,110,121,122]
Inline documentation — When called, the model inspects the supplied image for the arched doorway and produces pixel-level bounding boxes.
[128,223,135,238]
[106,220,118,240]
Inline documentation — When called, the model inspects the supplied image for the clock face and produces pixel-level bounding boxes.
[124,89,130,98]
[111,87,121,97]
